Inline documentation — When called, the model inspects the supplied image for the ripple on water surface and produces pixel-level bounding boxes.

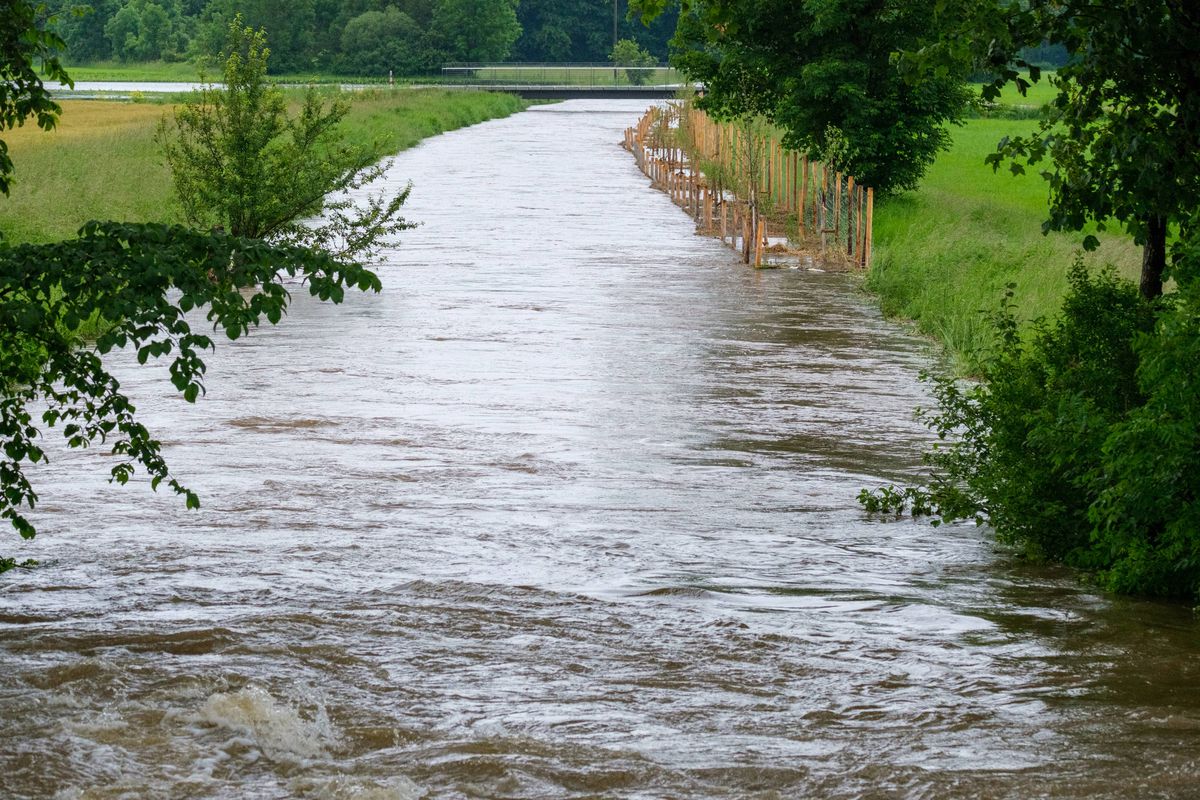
[2,100,1200,798]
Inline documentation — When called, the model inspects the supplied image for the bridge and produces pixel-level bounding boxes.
[442,84,682,100]
[438,63,687,100]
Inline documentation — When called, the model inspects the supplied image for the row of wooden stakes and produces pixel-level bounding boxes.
[623,105,874,270]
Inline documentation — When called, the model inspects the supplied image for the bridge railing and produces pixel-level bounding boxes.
[440,63,683,87]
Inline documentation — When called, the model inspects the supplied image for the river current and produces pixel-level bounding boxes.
[2,100,1198,799]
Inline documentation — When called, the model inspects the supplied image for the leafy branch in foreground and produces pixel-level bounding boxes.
[0,221,381,552]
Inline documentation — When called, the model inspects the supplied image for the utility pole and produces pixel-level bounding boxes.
[613,0,619,52]
[613,0,620,80]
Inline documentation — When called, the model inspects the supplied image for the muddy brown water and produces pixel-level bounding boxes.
[2,101,1199,799]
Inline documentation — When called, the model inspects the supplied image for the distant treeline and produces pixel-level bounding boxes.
[43,0,680,75]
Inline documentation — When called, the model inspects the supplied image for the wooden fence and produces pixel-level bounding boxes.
[623,104,873,269]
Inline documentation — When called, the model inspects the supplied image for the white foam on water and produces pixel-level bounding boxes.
[290,775,426,800]
[195,685,335,762]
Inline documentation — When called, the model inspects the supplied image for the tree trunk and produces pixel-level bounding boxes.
[1140,214,1167,300]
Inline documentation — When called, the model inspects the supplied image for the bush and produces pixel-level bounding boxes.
[861,262,1200,600]
[609,38,656,85]
[1088,273,1200,596]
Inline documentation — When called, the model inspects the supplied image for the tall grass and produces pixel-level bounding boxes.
[867,116,1140,371]
[0,88,527,244]
[0,102,174,243]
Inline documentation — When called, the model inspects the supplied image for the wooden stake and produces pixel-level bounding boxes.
[800,156,808,235]
[755,219,765,267]
[834,171,842,246]
[865,187,874,268]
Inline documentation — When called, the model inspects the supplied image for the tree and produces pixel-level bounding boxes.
[0,224,381,567]
[46,0,122,62]
[609,37,655,85]
[512,0,678,62]
[632,0,971,194]
[429,0,521,63]
[158,18,414,262]
[855,1,1200,598]
[913,0,1200,299]
[339,6,424,76]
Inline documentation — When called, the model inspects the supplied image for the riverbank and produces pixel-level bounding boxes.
[63,60,389,85]
[866,106,1141,370]
[0,87,528,244]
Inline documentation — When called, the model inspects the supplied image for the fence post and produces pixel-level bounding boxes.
[864,187,874,268]
[834,172,842,249]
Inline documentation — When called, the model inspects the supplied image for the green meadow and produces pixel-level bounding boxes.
[0,87,527,244]
[866,80,1141,370]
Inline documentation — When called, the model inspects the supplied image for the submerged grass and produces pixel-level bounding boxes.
[867,113,1140,371]
[0,87,527,245]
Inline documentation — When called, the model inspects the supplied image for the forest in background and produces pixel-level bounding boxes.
[41,0,680,76]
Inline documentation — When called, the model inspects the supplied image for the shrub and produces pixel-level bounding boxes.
[859,262,1200,600]
[610,39,656,85]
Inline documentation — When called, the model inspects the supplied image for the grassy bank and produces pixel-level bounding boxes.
[63,60,205,82]
[865,114,1141,370]
[62,61,683,87]
[0,87,528,244]
[63,60,395,85]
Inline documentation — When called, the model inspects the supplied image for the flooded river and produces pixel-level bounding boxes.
[2,100,1198,799]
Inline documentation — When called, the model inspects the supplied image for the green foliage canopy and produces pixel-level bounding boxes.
[609,38,655,85]
[1,11,391,569]
[339,7,424,76]
[909,0,1200,298]
[429,0,521,63]
[633,0,971,194]
[43,0,681,74]
[862,261,1200,601]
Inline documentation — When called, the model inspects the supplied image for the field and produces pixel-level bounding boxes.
[866,77,1141,369]
[0,88,528,244]
[62,61,684,87]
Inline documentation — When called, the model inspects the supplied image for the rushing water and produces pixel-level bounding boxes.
[3,100,1199,799]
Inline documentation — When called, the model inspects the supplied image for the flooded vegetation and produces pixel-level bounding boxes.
[3,101,1199,798]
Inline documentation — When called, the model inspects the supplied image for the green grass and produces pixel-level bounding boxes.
[63,60,423,85]
[866,115,1140,370]
[62,61,685,87]
[63,60,206,82]
[979,74,1060,113]
[0,87,528,245]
